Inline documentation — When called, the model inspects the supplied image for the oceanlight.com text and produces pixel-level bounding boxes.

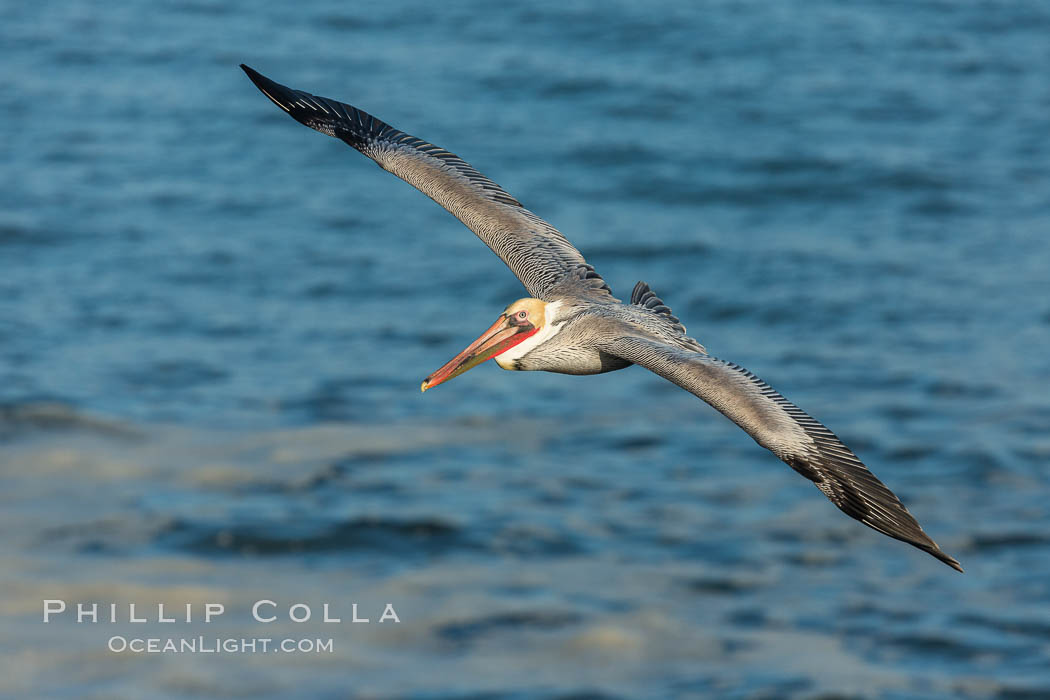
[107,636,334,654]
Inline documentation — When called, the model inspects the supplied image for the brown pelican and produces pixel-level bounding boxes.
[241,65,962,572]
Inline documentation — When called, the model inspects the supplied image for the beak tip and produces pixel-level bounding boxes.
[420,381,429,393]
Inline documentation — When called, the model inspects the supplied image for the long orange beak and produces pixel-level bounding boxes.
[421,313,538,392]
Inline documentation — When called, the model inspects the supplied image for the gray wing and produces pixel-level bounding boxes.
[241,65,612,303]
[604,335,962,572]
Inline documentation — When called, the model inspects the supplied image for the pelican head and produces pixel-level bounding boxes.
[420,298,549,392]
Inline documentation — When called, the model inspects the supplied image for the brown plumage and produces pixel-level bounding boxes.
[241,65,962,572]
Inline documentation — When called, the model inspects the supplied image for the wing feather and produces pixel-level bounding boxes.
[605,336,962,572]
[241,65,612,302]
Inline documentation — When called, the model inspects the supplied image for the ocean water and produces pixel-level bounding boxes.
[2,1,1049,697]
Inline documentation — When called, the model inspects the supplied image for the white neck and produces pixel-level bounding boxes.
[495,301,564,369]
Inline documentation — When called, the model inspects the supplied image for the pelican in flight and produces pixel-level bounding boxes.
[241,65,961,572]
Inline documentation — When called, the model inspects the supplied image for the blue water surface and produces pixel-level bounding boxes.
[1,1,1049,698]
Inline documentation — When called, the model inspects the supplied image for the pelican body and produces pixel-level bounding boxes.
[241,65,962,572]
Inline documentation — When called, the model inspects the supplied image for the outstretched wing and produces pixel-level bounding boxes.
[241,65,612,302]
[604,335,962,571]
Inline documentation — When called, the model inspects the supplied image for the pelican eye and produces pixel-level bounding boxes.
[516,310,528,320]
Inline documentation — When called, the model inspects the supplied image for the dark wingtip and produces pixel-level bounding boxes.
[240,64,274,93]
[238,64,298,116]
[935,549,965,573]
[919,538,963,572]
